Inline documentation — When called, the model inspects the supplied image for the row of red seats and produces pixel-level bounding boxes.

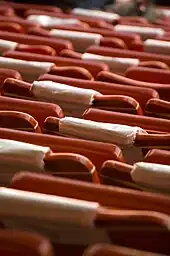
[0,1,170,255]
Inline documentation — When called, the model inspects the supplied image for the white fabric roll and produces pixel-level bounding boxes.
[32,80,101,105]
[159,9,170,18]
[131,162,170,192]
[114,25,165,39]
[0,39,17,54]
[72,8,120,23]
[82,53,139,73]
[144,39,170,55]
[0,187,99,227]
[50,29,102,52]
[0,57,53,82]
[32,80,101,117]
[0,139,51,176]
[59,117,146,146]
[27,15,82,27]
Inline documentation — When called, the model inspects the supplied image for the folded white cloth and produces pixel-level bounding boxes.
[32,80,102,117]
[0,39,17,54]
[50,29,102,52]
[144,39,170,55]
[0,139,51,184]
[114,25,165,39]
[58,117,147,164]
[131,162,170,193]
[27,15,82,27]
[0,188,110,245]
[0,57,53,82]
[0,187,99,227]
[71,8,120,23]
[59,117,146,145]
[82,53,139,73]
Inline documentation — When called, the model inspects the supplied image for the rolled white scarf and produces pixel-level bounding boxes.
[50,29,102,52]
[71,8,120,23]
[32,80,101,117]
[58,117,145,145]
[58,117,147,164]
[0,57,53,82]
[159,8,170,18]
[82,53,139,73]
[1,188,110,244]
[114,25,165,39]
[131,162,170,193]
[0,139,51,183]
[0,39,17,54]
[144,39,170,55]
[27,15,82,27]
[0,187,99,227]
